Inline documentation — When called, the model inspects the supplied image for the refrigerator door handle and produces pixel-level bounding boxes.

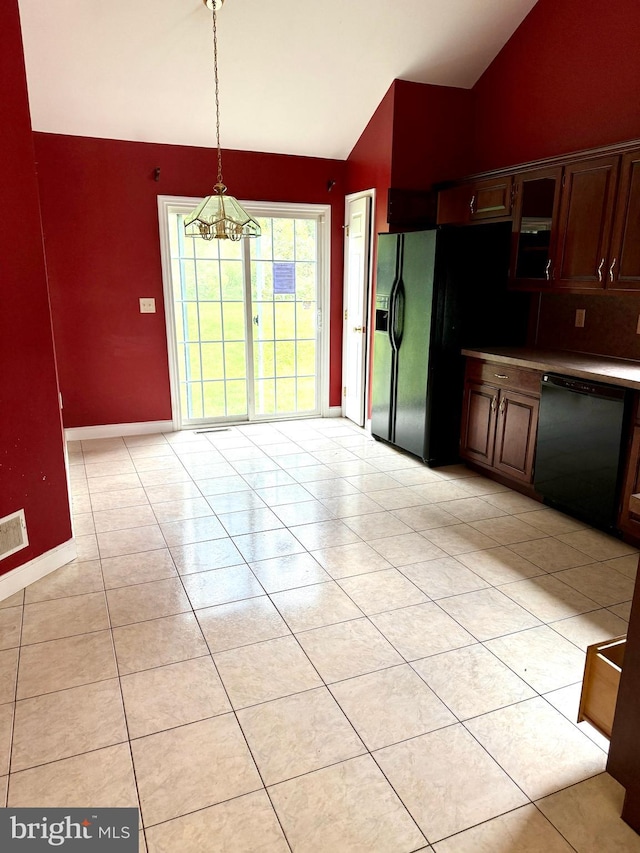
[388,277,400,351]
[392,280,405,349]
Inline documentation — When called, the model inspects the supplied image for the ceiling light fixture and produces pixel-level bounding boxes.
[184,0,260,241]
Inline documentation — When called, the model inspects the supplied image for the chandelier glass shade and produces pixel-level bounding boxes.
[184,182,261,242]
[184,0,260,241]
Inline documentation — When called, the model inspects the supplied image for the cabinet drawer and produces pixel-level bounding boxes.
[578,636,626,738]
[466,360,542,395]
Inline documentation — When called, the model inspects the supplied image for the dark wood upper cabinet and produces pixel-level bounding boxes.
[470,176,513,221]
[554,156,619,289]
[436,184,473,225]
[437,176,513,225]
[510,166,562,289]
[608,149,640,290]
[437,138,640,293]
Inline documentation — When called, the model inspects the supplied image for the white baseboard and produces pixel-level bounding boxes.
[65,420,174,441]
[326,407,343,418]
[0,539,76,602]
[365,418,372,434]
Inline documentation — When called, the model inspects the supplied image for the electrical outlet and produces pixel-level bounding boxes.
[575,308,586,328]
[139,298,156,314]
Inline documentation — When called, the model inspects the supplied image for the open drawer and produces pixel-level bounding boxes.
[578,636,626,738]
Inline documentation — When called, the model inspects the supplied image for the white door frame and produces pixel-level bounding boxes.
[342,189,376,427]
[157,195,332,429]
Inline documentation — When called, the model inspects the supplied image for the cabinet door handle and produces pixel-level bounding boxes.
[609,258,617,282]
[545,259,552,280]
[597,257,605,282]
[494,373,509,379]
[499,398,506,414]
[491,396,497,412]
[469,195,476,215]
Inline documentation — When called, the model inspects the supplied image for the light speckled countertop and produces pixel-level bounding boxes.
[462,347,640,391]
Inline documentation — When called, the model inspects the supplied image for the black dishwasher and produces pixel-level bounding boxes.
[534,374,630,532]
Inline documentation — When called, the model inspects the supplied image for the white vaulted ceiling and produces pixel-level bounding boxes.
[17,0,538,160]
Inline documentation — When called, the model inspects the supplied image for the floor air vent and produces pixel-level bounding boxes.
[0,509,28,561]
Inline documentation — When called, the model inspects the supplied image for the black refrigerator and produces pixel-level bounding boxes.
[371,223,531,466]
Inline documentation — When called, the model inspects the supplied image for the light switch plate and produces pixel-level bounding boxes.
[575,308,586,328]
[139,298,156,314]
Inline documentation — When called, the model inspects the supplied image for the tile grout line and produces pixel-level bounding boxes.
[122,438,295,849]
[4,581,26,806]
[12,422,637,848]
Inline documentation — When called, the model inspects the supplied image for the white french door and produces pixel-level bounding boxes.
[343,190,374,427]
[158,197,330,428]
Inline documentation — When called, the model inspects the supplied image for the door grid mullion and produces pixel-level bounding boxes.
[162,200,327,427]
[242,236,256,421]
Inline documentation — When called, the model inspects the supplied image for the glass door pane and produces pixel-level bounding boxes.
[169,211,248,424]
[250,216,319,417]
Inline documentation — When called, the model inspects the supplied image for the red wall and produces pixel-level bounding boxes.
[345,83,395,236]
[346,78,475,243]
[34,134,346,427]
[0,0,71,576]
[472,0,640,172]
[391,80,473,189]
[28,0,640,436]
[346,79,474,418]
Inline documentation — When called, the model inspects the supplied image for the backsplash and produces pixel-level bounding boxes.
[535,293,640,361]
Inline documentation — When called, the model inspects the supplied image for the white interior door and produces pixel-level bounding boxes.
[343,194,372,426]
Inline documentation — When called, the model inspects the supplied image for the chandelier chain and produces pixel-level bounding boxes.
[211,5,223,186]
[183,0,260,241]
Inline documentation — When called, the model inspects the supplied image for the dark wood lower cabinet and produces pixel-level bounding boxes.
[460,382,498,467]
[460,358,640,832]
[619,425,640,539]
[460,364,540,485]
[493,390,539,482]
[608,558,640,832]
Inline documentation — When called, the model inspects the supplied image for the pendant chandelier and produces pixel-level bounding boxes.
[184,0,261,242]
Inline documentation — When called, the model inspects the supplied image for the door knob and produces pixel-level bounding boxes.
[353,326,365,333]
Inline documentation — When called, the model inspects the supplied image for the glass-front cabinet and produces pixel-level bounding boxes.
[509,166,562,288]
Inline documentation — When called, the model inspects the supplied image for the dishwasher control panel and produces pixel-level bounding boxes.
[542,373,627,401]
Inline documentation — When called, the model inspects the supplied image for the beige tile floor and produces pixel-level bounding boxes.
[2,417,640,851]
